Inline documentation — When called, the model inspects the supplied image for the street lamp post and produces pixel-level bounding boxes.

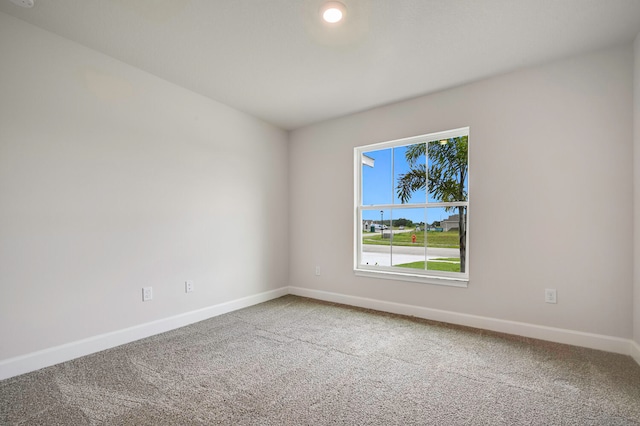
[380,210,383,238]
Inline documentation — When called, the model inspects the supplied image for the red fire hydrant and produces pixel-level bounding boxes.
[411,234,416,243]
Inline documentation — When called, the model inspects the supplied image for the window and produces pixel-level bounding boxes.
[354,127,469,286]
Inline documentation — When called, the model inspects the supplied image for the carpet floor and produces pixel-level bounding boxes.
[1,295,640,425]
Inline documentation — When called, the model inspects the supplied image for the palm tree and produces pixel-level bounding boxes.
[396,136,468,272]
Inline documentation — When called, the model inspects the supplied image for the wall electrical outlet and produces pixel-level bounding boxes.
[545,288,557,304]
[185,280,194,293]
[315,266,321,276]
[142,286,153,302]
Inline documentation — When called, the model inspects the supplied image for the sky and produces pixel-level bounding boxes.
[361,143,467,225]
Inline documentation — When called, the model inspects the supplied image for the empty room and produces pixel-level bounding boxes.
[1,0,640,424]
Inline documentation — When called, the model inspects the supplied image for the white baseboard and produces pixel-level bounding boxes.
[0,287,288,381]
[631,340,640,366]
[288,286,635,358]
[3,285,638,381]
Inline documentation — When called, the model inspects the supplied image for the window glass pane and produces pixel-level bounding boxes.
[427,136,468,203]
[362,148,392,205]
[361,209,391,267]
[390,208,426,268]
[394,144,426,204]
[426,207,467,273]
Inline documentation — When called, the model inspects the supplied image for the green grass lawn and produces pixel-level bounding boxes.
[362,230,460,248]
[395,260,461,272]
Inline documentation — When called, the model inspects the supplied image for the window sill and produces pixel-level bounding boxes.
[354,268,468,288]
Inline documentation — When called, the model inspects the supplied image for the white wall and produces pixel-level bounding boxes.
[290,45,634,339]
[0,12,288,361]
[634,33,640,346]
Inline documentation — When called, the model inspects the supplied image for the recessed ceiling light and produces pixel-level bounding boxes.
[10,0,34,8]
[320,1,346,24]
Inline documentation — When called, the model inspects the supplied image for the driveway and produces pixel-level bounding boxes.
[360,244,459,267]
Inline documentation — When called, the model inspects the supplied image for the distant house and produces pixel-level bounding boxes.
[441,214,466,232]
[363,221,383,232]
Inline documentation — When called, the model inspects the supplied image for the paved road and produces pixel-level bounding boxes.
[361,244,459,267]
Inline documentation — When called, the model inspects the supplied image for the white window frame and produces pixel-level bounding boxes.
[353,127,470,287]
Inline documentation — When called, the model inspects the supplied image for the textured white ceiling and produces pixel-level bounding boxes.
[2,0,640,130]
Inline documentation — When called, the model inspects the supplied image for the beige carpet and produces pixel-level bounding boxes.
[1,295,639,425]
